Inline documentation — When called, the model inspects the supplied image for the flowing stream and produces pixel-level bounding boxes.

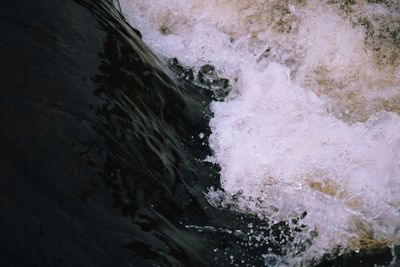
[120,0,400,265]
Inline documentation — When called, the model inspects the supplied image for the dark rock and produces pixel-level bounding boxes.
[198,64,231,101]
[198,64,219,86]
[168,57,194,82]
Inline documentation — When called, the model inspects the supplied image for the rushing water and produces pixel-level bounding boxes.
[1,0,399,266]
[120,0,400,265]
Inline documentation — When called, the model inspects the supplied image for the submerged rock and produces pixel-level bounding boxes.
[167,59,231,101]
[167,57,194,82]
[198,64,231,101]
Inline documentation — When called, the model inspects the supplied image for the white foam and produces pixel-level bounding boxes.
[120,0,400,264]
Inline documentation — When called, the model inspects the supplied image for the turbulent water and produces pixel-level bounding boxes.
[3,0,399,266]
[120,0,400,265]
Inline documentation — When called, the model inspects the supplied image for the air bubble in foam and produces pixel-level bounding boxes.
[120,0,400,264]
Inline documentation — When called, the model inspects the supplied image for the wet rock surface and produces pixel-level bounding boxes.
[198,64,231,101]
[167,57,195,82]
[168,58,231,101]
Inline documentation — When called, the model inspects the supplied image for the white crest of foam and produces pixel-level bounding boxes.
[120,0,400,263]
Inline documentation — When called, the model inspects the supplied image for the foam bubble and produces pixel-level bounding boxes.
[120,0,400,263]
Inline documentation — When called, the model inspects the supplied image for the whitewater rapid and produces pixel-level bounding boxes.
[120,0,400,264]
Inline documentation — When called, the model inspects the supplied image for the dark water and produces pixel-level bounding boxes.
[0,0,397,266]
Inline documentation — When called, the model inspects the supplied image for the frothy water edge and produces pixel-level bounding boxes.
[120,0,400,264]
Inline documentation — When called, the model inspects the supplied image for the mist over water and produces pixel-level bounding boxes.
[120,0,400,264]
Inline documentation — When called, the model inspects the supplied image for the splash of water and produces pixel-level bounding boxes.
[120,0,400,264]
